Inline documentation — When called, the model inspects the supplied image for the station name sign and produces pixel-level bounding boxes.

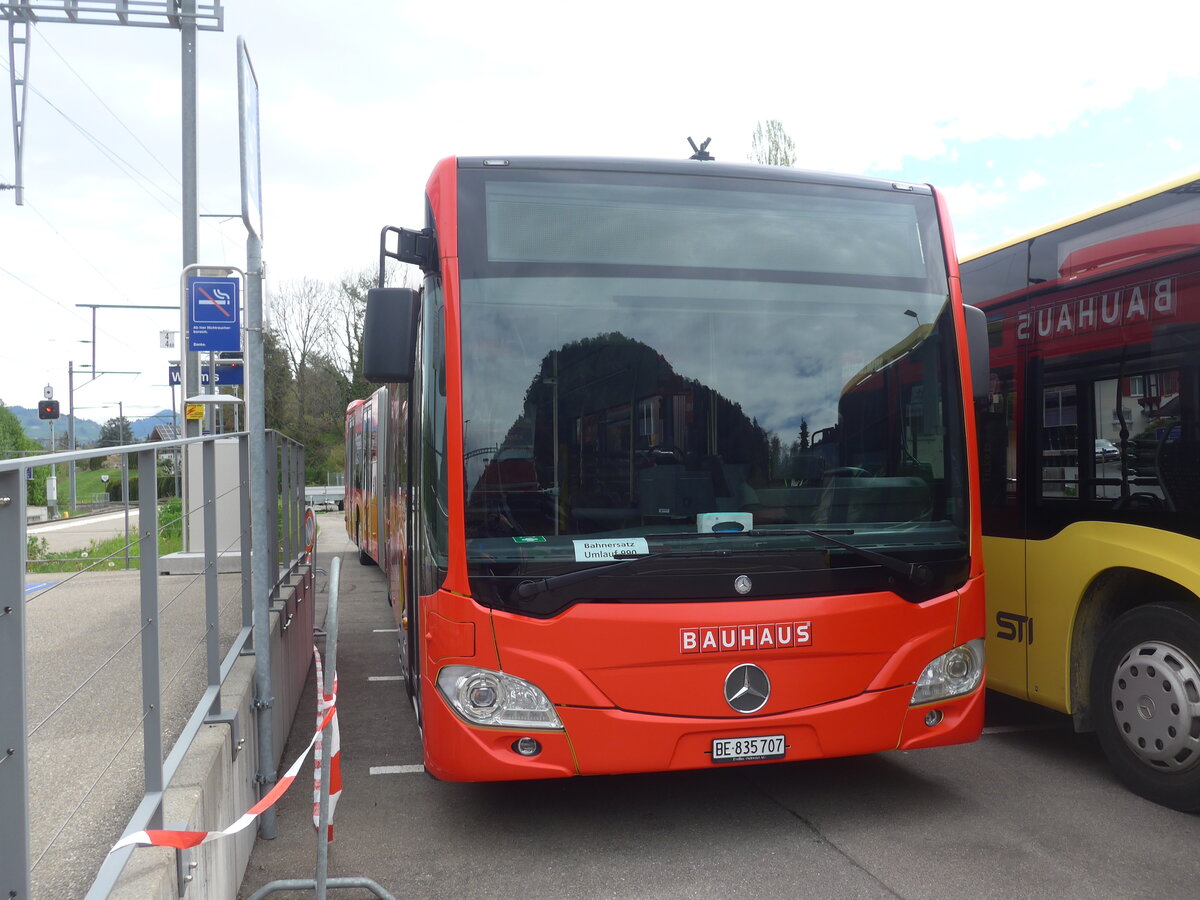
[1015,276,1176,344]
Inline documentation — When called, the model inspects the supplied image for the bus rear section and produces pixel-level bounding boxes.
[364,155,988,781]
[962,171,1200,811]
[344,387,386,566]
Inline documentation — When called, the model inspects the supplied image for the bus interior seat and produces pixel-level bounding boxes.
[637,465,716,520]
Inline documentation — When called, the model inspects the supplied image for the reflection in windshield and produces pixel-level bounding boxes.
[461,277,965,566]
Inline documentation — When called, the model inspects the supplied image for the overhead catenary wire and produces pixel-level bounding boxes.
[37,28,184,190]
[0,49,245,247]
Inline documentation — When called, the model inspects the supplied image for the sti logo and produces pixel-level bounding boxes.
[680,622,812,654]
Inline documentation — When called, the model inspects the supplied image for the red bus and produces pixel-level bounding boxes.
[359,155,989,781]
[345,387,386,566]
[961,171,1200,810]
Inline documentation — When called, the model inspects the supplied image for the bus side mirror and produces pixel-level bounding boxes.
[363,288,420,383]
[963,305,989,402]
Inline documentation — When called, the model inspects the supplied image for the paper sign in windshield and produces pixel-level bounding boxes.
[573,538,650,562]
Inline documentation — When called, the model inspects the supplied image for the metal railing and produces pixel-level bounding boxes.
[0,430,307,899]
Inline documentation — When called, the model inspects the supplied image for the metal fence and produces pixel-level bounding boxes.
[0,430,308,899]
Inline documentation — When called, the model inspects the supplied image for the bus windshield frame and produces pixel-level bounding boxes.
[454,165,970,615]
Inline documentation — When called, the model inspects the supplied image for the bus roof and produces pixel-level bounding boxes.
[456,156,934,195]
[961,168,1200,264]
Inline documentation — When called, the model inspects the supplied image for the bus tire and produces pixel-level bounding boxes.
[356,525,372,566]
[1090,601,1200,811]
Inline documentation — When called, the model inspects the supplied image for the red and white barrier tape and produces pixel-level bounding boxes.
[111,644,339,853]
[312,645,342,840]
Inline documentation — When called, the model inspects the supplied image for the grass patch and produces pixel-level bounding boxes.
[27,498,184,574]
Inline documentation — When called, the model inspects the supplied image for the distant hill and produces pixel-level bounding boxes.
[7,405,176,448]
[130,410,178,441]
[8,405,100,447]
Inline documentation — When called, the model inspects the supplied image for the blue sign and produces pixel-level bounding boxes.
[188,276,241,352]
[169,363,244,387]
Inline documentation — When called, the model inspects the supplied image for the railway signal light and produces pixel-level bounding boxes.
[38,399,60,420]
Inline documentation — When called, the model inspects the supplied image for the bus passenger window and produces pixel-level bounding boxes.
[1041,385,1078,499]
[1092,376,1136,502]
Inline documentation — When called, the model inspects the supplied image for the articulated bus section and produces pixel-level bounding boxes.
[353,155,988,782]
[962,171,1200,810]
[345,387,386,566]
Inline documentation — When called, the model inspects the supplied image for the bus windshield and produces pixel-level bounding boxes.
[457,167,968,613]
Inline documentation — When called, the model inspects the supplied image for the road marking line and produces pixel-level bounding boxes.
[368,675,404,682]
[28,510,138,533]
[373,628,399,634]
[370,764,424,775]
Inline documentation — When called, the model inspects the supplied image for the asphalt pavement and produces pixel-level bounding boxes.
[237,511,1200,900]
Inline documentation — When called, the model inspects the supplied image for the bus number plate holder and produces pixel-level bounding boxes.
[711,734,786,764]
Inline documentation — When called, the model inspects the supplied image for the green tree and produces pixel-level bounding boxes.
[0,400,50,504]
[97,416,134,448]
[333,270,375,406]
[750,119,796,167]
[0,400,32,456]
[332,265,419,409]
[275,277,334,429]
[263,328,292,432]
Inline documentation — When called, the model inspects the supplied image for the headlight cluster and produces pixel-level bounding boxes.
[911,639,985,705]
[436,665,563,730]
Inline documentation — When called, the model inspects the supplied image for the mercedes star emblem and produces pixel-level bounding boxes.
[724,663,771,714]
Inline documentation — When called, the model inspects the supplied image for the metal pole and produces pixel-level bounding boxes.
[182,0,199,436]
[137,450,165,831]
[181,0,200,556]
[247,228,277,838]
[239,434,252,633]
[316,555,341,897]
[122,453,131,569]
[7,16,30,207]
[0,469,30,900]
[68,360,77,512]
[203,438,221,714]
[172,377,181,500]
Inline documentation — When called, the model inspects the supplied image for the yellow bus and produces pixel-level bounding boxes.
[961,172,1200,811]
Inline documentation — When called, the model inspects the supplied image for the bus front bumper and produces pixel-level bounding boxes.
[420,677,984,782]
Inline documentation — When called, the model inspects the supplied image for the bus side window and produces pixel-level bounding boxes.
[1041,385,1079,500]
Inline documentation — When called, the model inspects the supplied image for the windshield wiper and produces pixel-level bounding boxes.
[512,529,932,603]
[748,528,933,586]
[513,548,731,600]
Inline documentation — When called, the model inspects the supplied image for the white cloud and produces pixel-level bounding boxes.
[1018,171,1048,192]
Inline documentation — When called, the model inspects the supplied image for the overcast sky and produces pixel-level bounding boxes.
[3,0,1199,429]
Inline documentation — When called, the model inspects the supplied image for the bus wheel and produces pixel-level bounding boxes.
[1091,602,1200,811]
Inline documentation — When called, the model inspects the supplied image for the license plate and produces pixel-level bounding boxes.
[711,734,787,764]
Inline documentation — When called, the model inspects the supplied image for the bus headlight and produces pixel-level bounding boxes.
[436,665,563,730]
[910,639,984,705]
